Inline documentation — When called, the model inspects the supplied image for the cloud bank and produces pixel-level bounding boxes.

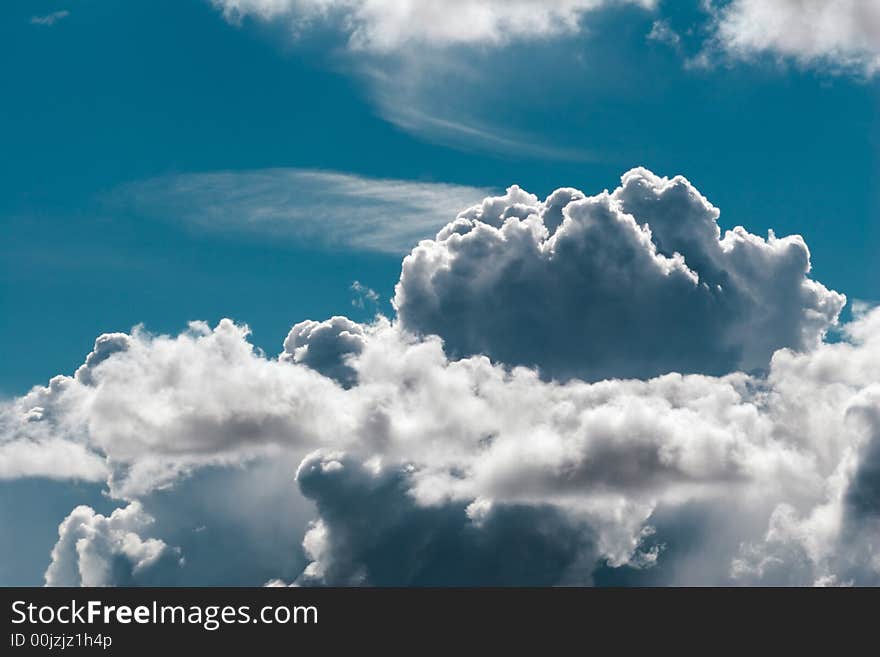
[6,168,880,586]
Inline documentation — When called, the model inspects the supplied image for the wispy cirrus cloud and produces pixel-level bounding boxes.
[113,169,493,254]
[30,10,70,27]
[356,56,595,162]
[209,1,651,160]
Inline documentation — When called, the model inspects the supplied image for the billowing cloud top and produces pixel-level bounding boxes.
[395,168,844,381]
[5,168,880,587]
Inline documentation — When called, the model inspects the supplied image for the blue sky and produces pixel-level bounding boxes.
[2,1,880,586]
[3,0,877,396]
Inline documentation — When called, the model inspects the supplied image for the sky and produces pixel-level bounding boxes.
[2,0,880,586]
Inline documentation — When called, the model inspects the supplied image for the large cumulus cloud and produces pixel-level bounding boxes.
[3,167,879,586]
[394,168,844,381]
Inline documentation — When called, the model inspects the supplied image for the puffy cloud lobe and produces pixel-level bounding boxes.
[282,316,366,387]
[0,374,107,482]
[712,0,880,76]
[2,320,358,497]
[724,312,880,586]
[44,503,180,586]
[212,0,655,52]
[75,332,131,386]
[394,168,844,381]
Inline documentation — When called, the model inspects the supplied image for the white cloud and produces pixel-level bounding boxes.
[0,375,107,482]
[212,0,655,52]
[394,167,844,381]
[44,502,180,586]
[30,11,70,27]
[0,439,107,482]
[290,307,880,584]
[711,0,880,76]
[16,305,880,585]
[116,169,491,254]
[7,169,880,585]
[207,1,877,165]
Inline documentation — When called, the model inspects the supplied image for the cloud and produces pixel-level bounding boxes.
[0,439,107,482]
[0,375,108,482]
[647,19,682,50]
[1,320,355,497]
[7,169,880,586]
[710,0,880,76]
[394,167,844,381]
[350,280,380,310]
[211,0,655,52]
[134,462,314,585]
[207,1,875,166]
[356,56,596,161]
[282,316,367,387]
[30,11,70,27]
[293,452,599,585]
[208,1,649,159]
[13,306,880,585]
[44,502,180,586]
[299,307,880,585]
[115,169,491,254]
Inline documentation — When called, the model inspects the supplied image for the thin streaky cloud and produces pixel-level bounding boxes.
[113,169,494,254]
[355,54,596,162]
[30,10,70,26]
[377,103,595,163]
